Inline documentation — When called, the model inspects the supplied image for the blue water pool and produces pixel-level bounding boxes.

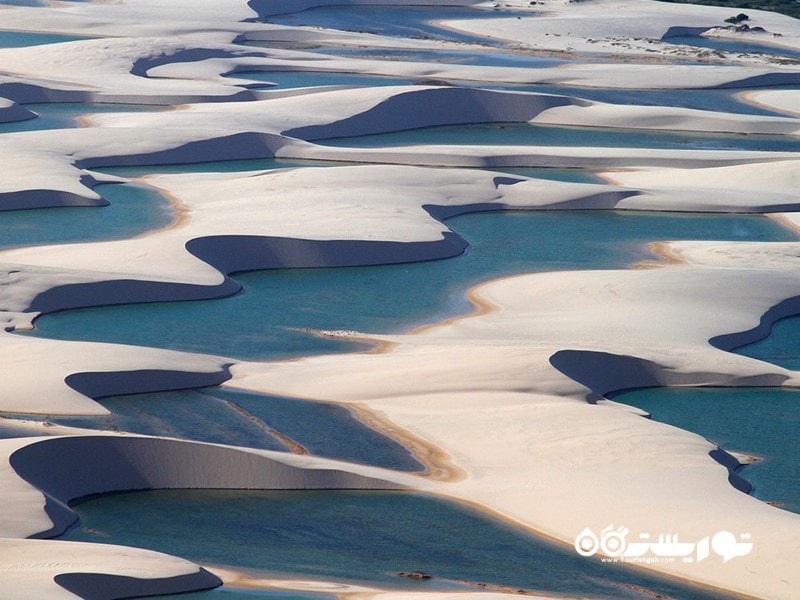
[0,183,173,248]
[483,83,799,118]
[735,315,800,371]
[0,30,87,47]
[0,424,45,439]
[664,34,800,60]
[24,210,797,360]
[318,121,800,152]
[10,387,423,472]
[611,387,800,513]
[58,489,731,599]
[234,71,418,89]
[96,160,600,184]
[93,158,336,179]
[256,45,569,69]
[264,6,530,46]
[0,102,167,133]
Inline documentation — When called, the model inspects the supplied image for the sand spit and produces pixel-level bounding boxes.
[1,0,799,598]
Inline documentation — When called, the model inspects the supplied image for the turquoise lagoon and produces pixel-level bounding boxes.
[24,210,797,360]
[236,71,418,89]
[735,315,800,371]
[0,102,167,134]
[19,387,423,472]
[59,489,731,600]
[318,121,800,152]
[15,208,796,475]
[611,387,800,513]
[0,183,172,248]
[257,71,793,117]
[0,30,86,47]
[664,34,800,59]
[263,6,529,46]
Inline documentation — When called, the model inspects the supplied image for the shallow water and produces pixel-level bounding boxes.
[24,210,797,360]
[264,6,529,46]
[0,424,45,439]
[234,71,418,89]
[94,158,334,178]
[250,45,569,69]
[59,489,731,599]
[318,121,800,152]
[611,387,800,513]
[0,183,173,249]
[0,30,86,47]
[11,388,423,472]
[664,34,800,60]
[0,102,166,133]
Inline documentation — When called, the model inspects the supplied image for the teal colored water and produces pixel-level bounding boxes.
[664,34,800,59]
[235,71,417,88]
[482,83,798,118]
[610,387,800,513]
[25,210,797,361]
[0,424,44,439]
[59,490,730,599]
[97,160,599,184]
[0,102,166,133]
[229,60,793,117]
[305,46,569,68]
[10,388,423,472]
[264,6,530,46]
[0,183,173,249]
[735,316,800,370]
[319,122,800,152]
[0,30,85,47]
[94,158,333,178]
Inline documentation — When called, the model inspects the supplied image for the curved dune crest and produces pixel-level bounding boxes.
[8,435,414,538]
[0,97,35,124]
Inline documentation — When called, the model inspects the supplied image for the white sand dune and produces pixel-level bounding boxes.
[1,0,800,599]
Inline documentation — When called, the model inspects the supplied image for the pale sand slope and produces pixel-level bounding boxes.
[448,0,800,59]
[7,85,798,211]
[229,242,800,600]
